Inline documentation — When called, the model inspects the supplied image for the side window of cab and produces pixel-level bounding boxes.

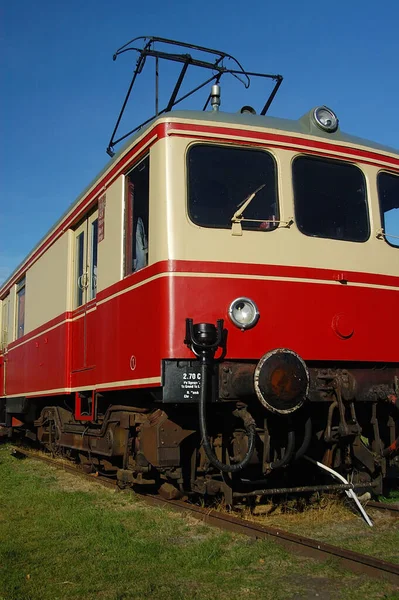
[378,171,399,248]
[125,156,149,275]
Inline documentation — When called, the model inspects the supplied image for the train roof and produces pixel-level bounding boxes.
[1,107,398,297]
[156,109,399,155]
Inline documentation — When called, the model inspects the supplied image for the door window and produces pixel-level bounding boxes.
[16,278,26,338]
[74,210,99,307]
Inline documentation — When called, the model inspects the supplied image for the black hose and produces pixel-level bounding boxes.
[294,416,312,460]
[269,429,295,470]
[199,359,256,473]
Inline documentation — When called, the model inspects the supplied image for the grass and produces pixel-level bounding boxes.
[0,444,399,600]
[238,494,399,564]
[379,489,399,504]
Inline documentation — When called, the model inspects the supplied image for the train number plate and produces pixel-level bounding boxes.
[162,360,218,403]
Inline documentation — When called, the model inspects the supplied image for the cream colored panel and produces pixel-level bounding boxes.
[25,233,71,333]
[97,177,124,292]
[148,139,170,266]
[163,137,399,279]
[97,145,171,289]
[8,285,16,343]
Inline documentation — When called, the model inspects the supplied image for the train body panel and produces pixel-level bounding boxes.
[2,257,398,398]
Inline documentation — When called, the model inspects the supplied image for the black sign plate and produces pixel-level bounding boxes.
[162,360,218,403]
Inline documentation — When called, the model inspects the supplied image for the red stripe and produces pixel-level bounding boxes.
[167,122,399,168]
[7,311,72,349]
[4,259,398,397]
[97,260,399,307]
[6,259,399,355]
[168,260,399,288]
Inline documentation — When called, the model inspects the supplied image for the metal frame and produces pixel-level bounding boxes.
[106,36,283,156]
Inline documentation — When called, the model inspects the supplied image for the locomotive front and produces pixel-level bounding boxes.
[153,102,399,502]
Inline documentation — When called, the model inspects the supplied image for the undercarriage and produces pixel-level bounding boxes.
[2,358,398,504]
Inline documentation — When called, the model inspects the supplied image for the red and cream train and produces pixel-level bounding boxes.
[1,38,398,501]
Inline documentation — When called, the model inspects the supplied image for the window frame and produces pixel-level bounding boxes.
[186,142,280,232]
[124,154,150,276]
[16,277,26,339]
[73,208,99,309]
[377,170,399,249]
[1,293,10,350]
[292,154,370,243]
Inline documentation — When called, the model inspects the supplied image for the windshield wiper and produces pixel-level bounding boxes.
[230,183,294,236]
[231,183,266,224]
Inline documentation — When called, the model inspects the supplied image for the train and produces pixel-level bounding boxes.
[1,37,398,503]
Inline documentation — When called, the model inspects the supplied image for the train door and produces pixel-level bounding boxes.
[71,210,98,374]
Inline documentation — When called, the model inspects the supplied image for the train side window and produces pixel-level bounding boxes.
[1,294,10,349]
[293,156,369,242]
[89,217,98,300]
[75,229,85,307]
[378,172,399,248]
[125,156,149,275]
[16,277,26,339]
[188,145,278,230]
[73,210,99,308]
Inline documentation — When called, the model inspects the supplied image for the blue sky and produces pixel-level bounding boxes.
[1,0,398,284]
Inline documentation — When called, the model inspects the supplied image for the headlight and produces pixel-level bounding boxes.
[312,106,338,133]
[228,297,259,330]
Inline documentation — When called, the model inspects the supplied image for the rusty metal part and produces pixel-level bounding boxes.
[219,363,255,399]
[233,482,378,497]
[158,482,183,500]
[117,469,156,486]
[335,387,350,437]
[254,349,309,414]
[315,369,357,402]
[139,409,194,468]
[371,402,383,456]
[324,401,338,442]
[351,436,383,494]
[0,425,12,438]
[35,405,150,458]
[219,362,399,406]
[312,368,399,403]
[366,502,399,518]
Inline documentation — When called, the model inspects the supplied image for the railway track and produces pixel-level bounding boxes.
[10,446,399,587]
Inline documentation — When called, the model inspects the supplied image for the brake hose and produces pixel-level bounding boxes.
[269,429,295,470]
[294,416,312,460]
[199,359,256,473]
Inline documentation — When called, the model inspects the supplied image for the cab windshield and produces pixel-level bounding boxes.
[293,155,369,242]
[188,145,278,231]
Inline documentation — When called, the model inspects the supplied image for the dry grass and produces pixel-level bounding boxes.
[248,494,355,528]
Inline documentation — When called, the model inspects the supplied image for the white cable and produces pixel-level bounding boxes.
[304,456,373,527]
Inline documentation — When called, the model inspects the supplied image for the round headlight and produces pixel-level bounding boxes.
[228,297,259,330]
[312,106,338,133]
